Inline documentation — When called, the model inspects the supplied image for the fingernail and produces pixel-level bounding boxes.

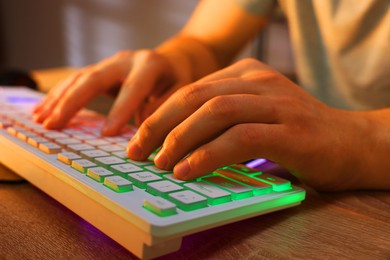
[174,159,191,179]
[154,151,168,169]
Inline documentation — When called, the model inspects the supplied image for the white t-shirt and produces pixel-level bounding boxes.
[236,0,390,110]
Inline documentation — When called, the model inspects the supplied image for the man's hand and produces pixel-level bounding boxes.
[127,58,387,191]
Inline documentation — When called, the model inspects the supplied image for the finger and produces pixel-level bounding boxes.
[133,81,185,126]
[154,94,279,170]
[42,55,133,129]
[173,123,284,180]
[127,77,265,161]
[33,71,83,122]
[102,51,175,136]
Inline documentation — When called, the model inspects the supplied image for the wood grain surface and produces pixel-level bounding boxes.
[1,177,389,259]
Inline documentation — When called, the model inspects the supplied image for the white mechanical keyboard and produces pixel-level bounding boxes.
[0,87,305,259]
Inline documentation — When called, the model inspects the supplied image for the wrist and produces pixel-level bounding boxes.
[156,35,220,82]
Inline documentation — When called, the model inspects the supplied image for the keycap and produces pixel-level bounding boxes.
[143,197,177,217]
[56,138,81,146]
[146,180,183,197]
[95,156,126,167]
[144,165,172,174]
[98,144,123,152]
[163,174,187,183]
[202,175,253,200]
[16,130,37,141]
[58,151,82,165]
[110,163,143,176]
[252,172,292,192]
[184,182,231,205]
[168,190,208,211]
[215,169,272,195]
[71,159,97,173]
[85,139,110,146]
[227,164,262,175]
[27,136,49,147]
[128,171,162,188]
[68,144,95,153]
[87,167,115,182]
[80,149,110,160]
[104,176,133,193]
[39,142,62,154]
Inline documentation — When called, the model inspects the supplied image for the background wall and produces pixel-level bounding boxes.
[0,0,199,70]
[0,0,293,76]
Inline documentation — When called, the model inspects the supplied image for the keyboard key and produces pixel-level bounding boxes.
[127,158,154,166]
[252,172,292,192]
[146,180,183,197]
[143,197,177,217]
[27,136,49,147]
[72,159,97,173]
[98,144,123,152]
[111,151,129,159]
[110,163,143,176]
[144,165,172,174]
[56,138,81,146]
[104,176,133,193]
[58,151,82,165]
[168,190,208,211]
[95,156,126,167]
[85,139,111,146]
[128,171,162,188]
[202,175,253,200]
[68,144,95,153]
[87,167,114,182]
[184,182,231,205]
[39,142,62,154]
[80,149,110,160]
[227,164,262,175]
[44,132,69,140]
[215,169,272,195]
[163,174,187,184]
[16,130,37,142]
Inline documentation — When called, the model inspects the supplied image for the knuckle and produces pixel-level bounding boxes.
[164,128,182,149]
[138,119,155,142]
[176,83,209,108]
[231,124,259,147]
[235,58,263,69]
[205,96,238,119]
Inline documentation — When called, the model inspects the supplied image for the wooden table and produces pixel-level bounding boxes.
[0,68,389,259]
[1,176,389,259]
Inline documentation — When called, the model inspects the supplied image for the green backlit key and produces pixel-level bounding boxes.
[104,176,133,193]
[168,190,208,211]
[128,171,162,188]
[227,164,262,175]
[202,175,253,200]
[184,182,231,205]
[215,169,272,196]
[143,197,177,217]
[57,151,82,165]
[146,180,183,197]
[110,163,143,177]
[252,172,292,191]
[71,159,97,173]
[87,167,115,182]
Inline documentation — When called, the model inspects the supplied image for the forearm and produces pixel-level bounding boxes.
[156,0,269,82]
[156,35,220,82]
